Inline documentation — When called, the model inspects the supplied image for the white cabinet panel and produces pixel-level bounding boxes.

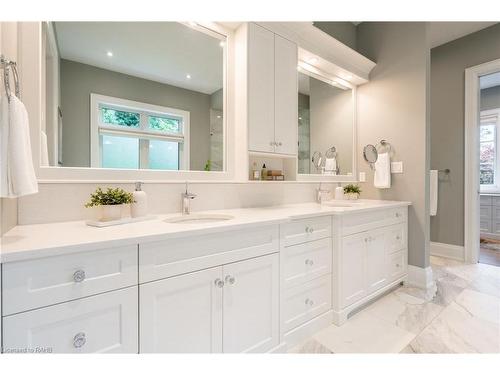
[384,223,406,254]
[139,267,223,353]
[388,251,407,281]
[247,23,275,153]
[366,229,388,293]
[274,34,297,155]
[3,245,138,316]
[140,225,279,283]
[340,232,367,308]
[3,287,138,353]
[222,253,279,353]
[282,238,332,288]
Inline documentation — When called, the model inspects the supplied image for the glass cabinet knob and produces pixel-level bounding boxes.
[73,269,86,283]
[214,278,225,288]
[73,332,86,348]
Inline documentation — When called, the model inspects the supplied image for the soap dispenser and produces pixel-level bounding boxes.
[131,182,148,218]
[334,183,344,200]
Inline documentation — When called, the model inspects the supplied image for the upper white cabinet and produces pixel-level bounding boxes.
[247,23,298,155]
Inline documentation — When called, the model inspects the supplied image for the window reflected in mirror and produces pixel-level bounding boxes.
[42,22,225,172]
[297,71,353,176]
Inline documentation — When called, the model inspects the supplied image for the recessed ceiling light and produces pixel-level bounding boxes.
[186,74,191,79]
[308,57,318,64]
[106,51,113,57]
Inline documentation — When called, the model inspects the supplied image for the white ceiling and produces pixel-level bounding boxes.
[428,22,497,48]
[481,71,500,89]
[54,22,224,95]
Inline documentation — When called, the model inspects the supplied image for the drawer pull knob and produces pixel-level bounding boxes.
[214,278,225,288]
[305,227,314,234]
[396,263,400,268]
[396,235,401,240]
[305,298,314,306]
[73,269,86,283]
[305,259,314,266]
[73,332,86,348]
[225,275,236,285]
[395,213,401,218]
[277,142,282,146]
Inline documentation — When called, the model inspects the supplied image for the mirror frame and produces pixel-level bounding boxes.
[296,67,358,182]
[22,21,236,182]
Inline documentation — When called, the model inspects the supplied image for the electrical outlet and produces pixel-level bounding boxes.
[359,172,366,182]
[391,161,404,174]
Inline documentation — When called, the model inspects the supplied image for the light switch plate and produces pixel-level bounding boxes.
[359,172,366,182]
[391,161,404,174]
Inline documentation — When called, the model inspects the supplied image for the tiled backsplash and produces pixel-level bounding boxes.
[18,182,338,225]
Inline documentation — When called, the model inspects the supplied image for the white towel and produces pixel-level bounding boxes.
[324,157,337,174]
[40,131,49,166]
[0,94,38,198]
[430,170,438,216]
[374,152,391,189]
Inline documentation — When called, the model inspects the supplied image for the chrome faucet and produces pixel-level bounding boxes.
[182,182,197,215]
[316,182,330,204]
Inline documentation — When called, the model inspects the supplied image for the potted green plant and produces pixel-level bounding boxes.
[343,184,361,200]
[84,187,134,221]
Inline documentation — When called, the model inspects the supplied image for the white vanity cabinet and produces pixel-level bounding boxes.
[333,208,409,325]
[139,225,281,353]
[247,22,297,155]
[140,253,279,354]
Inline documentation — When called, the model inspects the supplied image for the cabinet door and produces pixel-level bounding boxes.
[340,232,367,308]
[274,34,298,155]
[366,229,388,293]
[139,267,223,353]
[222,253,279,353]
[248,23,275,153]
[3,287,138,353]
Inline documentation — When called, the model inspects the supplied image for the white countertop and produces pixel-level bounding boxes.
[0,199,410,263]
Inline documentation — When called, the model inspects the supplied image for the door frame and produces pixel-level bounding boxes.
[464,58,500,263]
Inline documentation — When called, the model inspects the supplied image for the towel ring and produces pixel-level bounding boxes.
[376,139,392,155]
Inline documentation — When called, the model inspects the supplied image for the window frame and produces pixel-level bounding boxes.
[90,93,190,170]
[479,108,500,192]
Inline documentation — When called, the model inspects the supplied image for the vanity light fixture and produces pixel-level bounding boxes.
[106,51,113,57]
[186,74,191,79]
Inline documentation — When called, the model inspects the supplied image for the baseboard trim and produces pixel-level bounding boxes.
[407,265,434,290]
[430,241,465,261]
[282,310,333,349]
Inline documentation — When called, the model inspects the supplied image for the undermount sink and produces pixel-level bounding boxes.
[164,213,234,224]
[322,201,362,207]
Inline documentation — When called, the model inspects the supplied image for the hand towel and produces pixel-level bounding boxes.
[430,170,438,216]
[40,130,49,166]
[374,152,391,189]
[0,94,38,198]
[324,157,337,175]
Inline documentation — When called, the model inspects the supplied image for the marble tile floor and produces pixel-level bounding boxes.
[290,256,500,353]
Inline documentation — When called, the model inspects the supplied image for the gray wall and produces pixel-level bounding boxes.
[313,22,357,50]
[481,85,500,111]
[1,198,17,235]
[60,59,213,170]
[430,24,500,246]
[357,22,431,268]
[309,78,353,175]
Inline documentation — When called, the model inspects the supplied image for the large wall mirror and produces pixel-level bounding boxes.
[42,22,226,172]
[297,70,355,177]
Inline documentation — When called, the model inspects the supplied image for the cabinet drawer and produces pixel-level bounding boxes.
[282,274,332,332]
[493,196,500,206]
[341,207,407,236]
[388,251,407,281]
[480,195,492,205]
[385,223,406,254]
[282,238,332,288]
[140,225,279,283]
[480,220,492,233]
[2,245,138,316]
[2,286,138,353]
[281,216,332,247]
[481,205,493,220]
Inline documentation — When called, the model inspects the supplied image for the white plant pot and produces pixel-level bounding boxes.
[99,204,124,221]
[346,193,359,200]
